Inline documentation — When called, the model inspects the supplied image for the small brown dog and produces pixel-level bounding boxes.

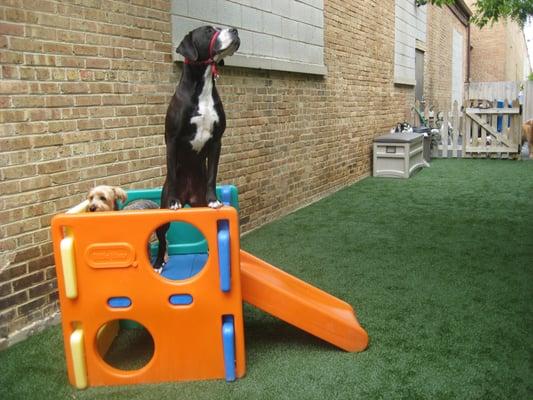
[522,120,533,158]
[87,185,127,212]
[86,185,160,269]
[87,185,159,212]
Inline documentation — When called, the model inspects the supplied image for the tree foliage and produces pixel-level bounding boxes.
[427,0,533,28]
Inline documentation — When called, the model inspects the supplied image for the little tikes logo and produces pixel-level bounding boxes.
[84,243,137,268]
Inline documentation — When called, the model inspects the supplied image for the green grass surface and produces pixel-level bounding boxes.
[1,159,532,399]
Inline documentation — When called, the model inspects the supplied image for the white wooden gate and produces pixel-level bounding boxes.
[466,80,531,122]
[523,81,533,122]
[462,99,521,158]
[433,99,522,159]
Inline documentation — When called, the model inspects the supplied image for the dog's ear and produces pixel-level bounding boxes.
[113,187,128,203]
[176,32,198,61]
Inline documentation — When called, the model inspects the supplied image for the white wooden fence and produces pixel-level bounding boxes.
[523,81,533,122]
[466,80,532,122]
[413,98,523,159]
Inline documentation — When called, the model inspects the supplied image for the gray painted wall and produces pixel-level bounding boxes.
[394,0,426,85]
[171,0,326,75]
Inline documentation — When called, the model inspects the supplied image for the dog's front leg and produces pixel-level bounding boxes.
[206,138,223,208]
[164,139,183,210]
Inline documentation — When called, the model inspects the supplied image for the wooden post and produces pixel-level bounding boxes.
[463,101,474,157]
[511,99,520,144]
[414,99,421,126]
[471,101,478,153]
[452,101,459,158]
[441,111,448,158]
[490,100,500,158]
[503,99,510,145]
[459,100,468,158]
[480,100,487,152]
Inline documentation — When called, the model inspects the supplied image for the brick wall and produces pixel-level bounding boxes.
[0,0,412,348]
[504,19,529,81]
[466,0,529,82]
[469,21,506,82]
[0,0,173,348]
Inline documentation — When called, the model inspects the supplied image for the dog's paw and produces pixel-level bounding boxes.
[154,266,163,275]
[208,200,223,209]
[169,200,182,210]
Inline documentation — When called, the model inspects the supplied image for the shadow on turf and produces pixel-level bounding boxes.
[244,317,336,352]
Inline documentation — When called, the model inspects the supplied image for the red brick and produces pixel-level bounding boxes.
[0,110,27,123]
[45,95,75,108]
[28,254,54,273]
[0,136,31,151]
[58,30,85,44]
[0,81,29,94]
[22,0,57,13]
[29,281,56,299]
[86,57,111,69]
[26,25,57,41]
[39,82,60,93]
[31,134,63,148]
[35,68,51,80]
[37,13,70,29]
[77,118,103,130]
[56,56,84,68]
[37,160,66,174]
[12,96,45,108]
[42,42,73,55]
[73,45,98,56]
[74,95,101,106]
[13,247,41,264]
[0,292,28,311]
[24,54,56,66]
[0,23,25,36]
[61,82,90,94]
[17,297,47,316]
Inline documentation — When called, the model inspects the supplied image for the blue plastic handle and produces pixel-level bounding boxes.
[168,294,193,305]
[217,220,231,292]
[107,297,132,308]
[222,315,236,382]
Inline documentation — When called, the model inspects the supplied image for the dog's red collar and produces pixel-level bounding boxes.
[184,30,221,79]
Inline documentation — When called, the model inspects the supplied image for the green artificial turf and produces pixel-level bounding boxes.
[1,159,532,399]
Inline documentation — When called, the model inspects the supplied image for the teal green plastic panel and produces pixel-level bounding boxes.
[122,185,238,255]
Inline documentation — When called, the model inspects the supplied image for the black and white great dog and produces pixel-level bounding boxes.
[154,26,240,270]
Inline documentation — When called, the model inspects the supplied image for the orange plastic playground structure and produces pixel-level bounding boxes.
[51,187,368,389]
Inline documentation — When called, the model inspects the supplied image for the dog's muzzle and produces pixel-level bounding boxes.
[183,28,239,79]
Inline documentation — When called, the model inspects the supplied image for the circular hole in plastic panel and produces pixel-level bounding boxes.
[97,319,154,371]
[149,221,208,281]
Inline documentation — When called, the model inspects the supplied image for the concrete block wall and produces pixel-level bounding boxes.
[394,0,426,85]
[171,0,326,74]
[0,0,412,348]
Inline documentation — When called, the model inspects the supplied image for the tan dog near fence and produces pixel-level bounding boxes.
[522,120,533,158]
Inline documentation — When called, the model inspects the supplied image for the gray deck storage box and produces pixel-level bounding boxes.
[413,127,432,163]
[373,132,428,178]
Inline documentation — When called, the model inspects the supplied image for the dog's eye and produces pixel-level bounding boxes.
[100,196,106,201]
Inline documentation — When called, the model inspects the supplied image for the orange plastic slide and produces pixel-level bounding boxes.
[240,250,369,352]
